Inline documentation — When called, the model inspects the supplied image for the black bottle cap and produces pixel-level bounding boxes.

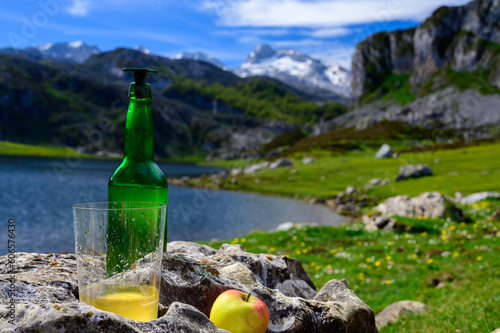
[123,68,157,98]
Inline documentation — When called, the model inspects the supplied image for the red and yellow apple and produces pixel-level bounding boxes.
[209,289,269,333]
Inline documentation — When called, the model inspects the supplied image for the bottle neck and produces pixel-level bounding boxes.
[124,95,154,162]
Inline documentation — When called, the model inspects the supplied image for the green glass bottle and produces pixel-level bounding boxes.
[107,68,168,275]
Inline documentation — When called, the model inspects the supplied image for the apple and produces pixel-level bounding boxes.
[209,289,269,333]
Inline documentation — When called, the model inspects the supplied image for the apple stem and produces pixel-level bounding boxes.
[245,293,251,302]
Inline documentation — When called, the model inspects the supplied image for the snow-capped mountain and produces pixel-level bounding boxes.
[134,45,152,55]
[235,44,352,98]
[34,41,100,63]
[174,51,228,71]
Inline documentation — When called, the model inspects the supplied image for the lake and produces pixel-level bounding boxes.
[0,156,347,255]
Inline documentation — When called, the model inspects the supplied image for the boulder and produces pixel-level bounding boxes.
[375,300,427,329]
[244,161,270,175]
[0,244,378,333]
[375,144,393,159]
[363,192,464,231]
[460,191,500,204]
[395,164,432,181]
[269,158,293,170]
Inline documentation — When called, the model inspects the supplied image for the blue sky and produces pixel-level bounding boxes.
[0,0,471,69]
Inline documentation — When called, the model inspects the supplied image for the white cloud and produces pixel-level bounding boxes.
[66,0,92,17]
[309,27,352,38]
[200,0,471,27]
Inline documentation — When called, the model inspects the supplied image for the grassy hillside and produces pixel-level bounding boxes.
[201,200,500,332]
[201,140,500,201]
[0,141,86,157]
[164,75,348,124]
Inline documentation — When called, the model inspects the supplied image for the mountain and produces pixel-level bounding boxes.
[0,47,348,159]
[234,44,353,99]
[34,41,100,63]
[320,0,500,137]
[0,41,100,64]
[173,52,228,71]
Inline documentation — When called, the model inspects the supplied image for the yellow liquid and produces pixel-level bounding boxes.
[80,284,159,321]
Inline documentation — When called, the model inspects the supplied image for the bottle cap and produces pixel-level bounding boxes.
[123,68,157,99]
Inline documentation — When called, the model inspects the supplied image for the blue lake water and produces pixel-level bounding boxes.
[0,156,346,255]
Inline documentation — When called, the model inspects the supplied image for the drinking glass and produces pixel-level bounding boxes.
[73,202,166,321]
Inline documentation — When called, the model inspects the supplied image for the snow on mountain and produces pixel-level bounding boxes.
[174,51,228,70]
[134,45,152,55]
[235,44,352,98]
[34,41,100,63]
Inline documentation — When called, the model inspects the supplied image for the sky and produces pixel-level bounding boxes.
[0,0,472,69]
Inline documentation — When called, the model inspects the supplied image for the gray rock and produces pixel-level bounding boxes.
[363,192,464,230]
[302,157,314,164]
[460,191,500,204]
[243,161,269,174]
[365,178,389,190]
[491,328,500,333]
[375,144,393,159]
[269,158,293,169]
[375,300,427,329]
[1,245,378,333]
[345,185,357,196]
[395,164,432,181]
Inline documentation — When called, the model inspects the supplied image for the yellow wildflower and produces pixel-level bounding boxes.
[330,249,338,254]
[386,256,392,261]
[452,252,459,258]
[240,238,246,243]
[411,254,418,259]
[302,249,308,254]
[300,242,306,247]
[384,279,393,285]
[476,256,482,261]
[359,273,365,280]
[374,261,381,267]
[426,258,434,264]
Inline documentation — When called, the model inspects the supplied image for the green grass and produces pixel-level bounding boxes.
[0,141,88,158]
[200,200,500,332]
[199,141,500,201]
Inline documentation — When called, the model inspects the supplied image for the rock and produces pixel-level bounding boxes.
[345,185,357,196]
[269,158,293,169]
[302,157,314,164]
[230,168,242,176]
[0,246,378,333]
[460,191,500,204]
[363,192,464,230]
[362,214,396,232]
[244,161,270,175]
[395,164,432,182]
[375,300,427,329]
[365,178,389,190]
[375,144,393,159]
[491,328,500,333]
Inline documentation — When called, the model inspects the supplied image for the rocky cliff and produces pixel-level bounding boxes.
[338,0,500,136]
[353,0,500,99]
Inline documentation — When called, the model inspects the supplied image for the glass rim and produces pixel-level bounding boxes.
[73,201,166,211]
